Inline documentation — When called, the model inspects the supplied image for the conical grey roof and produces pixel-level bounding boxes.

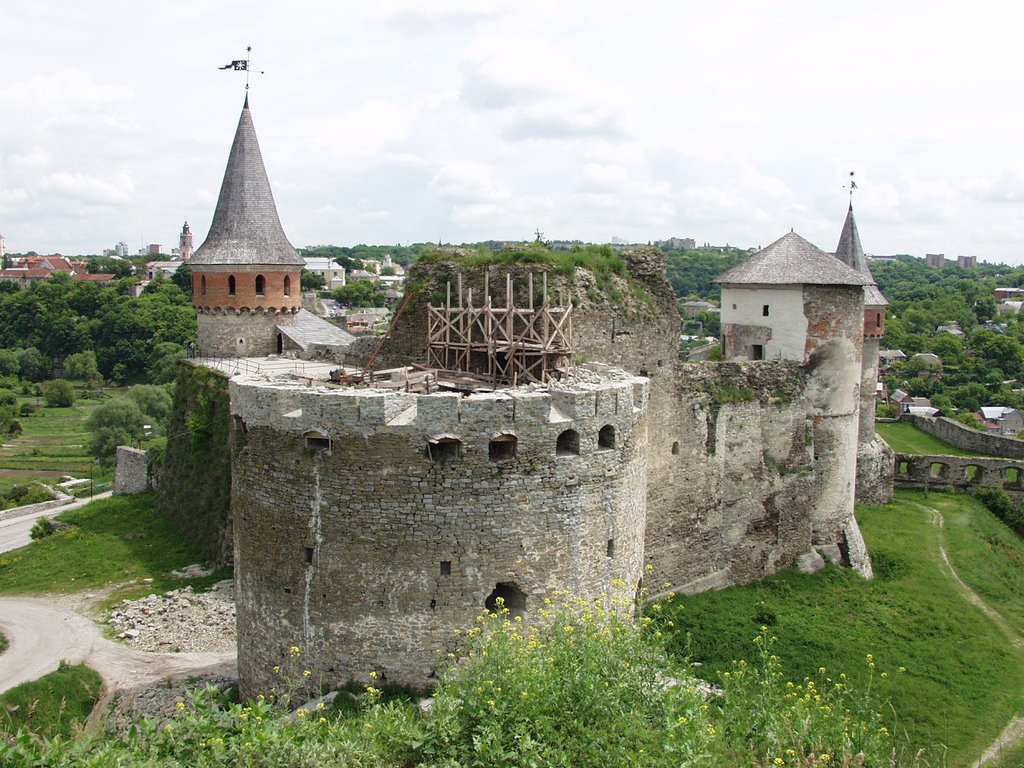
[834,205,887,307]
[716,231,870,287]
[192,97,303,267]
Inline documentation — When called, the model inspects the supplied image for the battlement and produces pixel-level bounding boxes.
[229,366,649,442]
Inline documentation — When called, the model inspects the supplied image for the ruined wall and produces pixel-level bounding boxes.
[230,370,649,694]
[158,362,234,564]
[641,361,818,595]
[114,446,150,494]
[907,414,1024,458]
[893,453,1024,502]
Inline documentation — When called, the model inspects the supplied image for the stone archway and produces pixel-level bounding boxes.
[485,582,527,621]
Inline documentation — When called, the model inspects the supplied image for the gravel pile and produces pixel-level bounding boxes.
[108,580,236,653]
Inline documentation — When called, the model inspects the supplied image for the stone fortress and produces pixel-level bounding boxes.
[187,98,894,694]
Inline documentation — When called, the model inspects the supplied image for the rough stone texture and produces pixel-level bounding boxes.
[894,452,1024,501]
[907,414,1024,458]
[856,434,895,505]
[196,308,298,360]
[231,370,650,694]
[114,446,150,495]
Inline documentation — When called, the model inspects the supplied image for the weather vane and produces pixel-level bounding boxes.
[845,170,858,205]
[219,46,264,90]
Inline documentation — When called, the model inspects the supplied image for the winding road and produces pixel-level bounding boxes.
[0,495,236,697]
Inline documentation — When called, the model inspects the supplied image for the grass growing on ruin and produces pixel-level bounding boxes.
[875,421,992,457]
[659,489,1024,767]
[0,662,102,740]
[0,492,229,598]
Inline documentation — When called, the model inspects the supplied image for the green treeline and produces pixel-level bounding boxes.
[0,274,195,384]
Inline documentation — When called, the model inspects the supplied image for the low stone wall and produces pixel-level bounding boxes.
[893,452,1024,500]
[114,446,151,495]
[907,414,1024,459]
[0,491,73,523]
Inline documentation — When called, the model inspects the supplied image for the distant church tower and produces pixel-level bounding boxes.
[833,204,894,504]
[179,220,194,261]
[717,231,872,575]
[190,96,303,358]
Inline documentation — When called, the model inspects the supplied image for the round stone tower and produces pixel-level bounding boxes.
[717,231,872,574]
[833,204,894,504]
[191,95,303,358]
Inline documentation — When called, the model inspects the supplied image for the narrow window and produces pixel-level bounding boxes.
[428,437,462,462]
[283,275,291,296]
[304,547,314,564]
[305,431,331,451]
[255,274,266,295]
[606,539,615,558]
[440,561,452,576]
[762,304,770,317]
[671,441,680,455]
[489,434,517,462]
[556,429,579,456]
[200,275,206,295]
[228,274,236,296]
[598,424,616,450]
[876,312,882,328]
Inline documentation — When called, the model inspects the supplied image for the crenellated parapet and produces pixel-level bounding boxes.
[230,367,651,693]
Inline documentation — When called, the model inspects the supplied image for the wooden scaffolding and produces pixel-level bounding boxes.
[426,272,574,386]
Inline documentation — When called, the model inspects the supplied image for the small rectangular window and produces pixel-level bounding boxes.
[762,304,770,316]
[606,539,615,558]
[440,561,452,576]
[305,547,314,564]
[751,344,764,360]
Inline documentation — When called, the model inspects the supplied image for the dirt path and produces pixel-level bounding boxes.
[0,595,235,696]
[924,505,1024,767]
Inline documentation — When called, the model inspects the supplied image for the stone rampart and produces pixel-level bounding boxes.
[230,368,650,694]
[893,452,1024,501]
[906,414,1024,458]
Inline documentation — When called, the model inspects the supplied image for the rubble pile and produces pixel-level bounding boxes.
[108,580,236,653]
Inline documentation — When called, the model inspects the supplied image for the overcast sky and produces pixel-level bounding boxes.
[4,1,1024,262]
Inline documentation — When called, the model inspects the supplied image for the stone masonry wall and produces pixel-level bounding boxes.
[230,370,649,694]
[197,309,296,359]
[893,452,1024,502]
[908,414,1024,459]
[114,446,150,494]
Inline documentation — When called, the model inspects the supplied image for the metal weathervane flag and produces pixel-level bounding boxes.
[219,60,248,71]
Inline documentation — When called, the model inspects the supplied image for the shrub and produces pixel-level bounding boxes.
[0,389,16,406]
[41,379,75,408]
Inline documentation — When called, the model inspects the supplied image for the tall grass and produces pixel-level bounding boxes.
[0,595,903,767]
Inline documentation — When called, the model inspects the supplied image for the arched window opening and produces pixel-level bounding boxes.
[598,424,616,450]
[283,275,291,296]
[428,436,462,463]
[200,275,206,295]
[489,434,517,462]
[304,430,331,452]
[671,441,680,455]
[876,312,882,328]
[556,429,579,457]
[228,274,236,296]
[255,274,266,295]
[485,582,527,621]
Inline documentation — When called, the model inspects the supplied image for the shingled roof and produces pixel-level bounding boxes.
[834,205,887,307]
[716,231,870,287]
[191,96,303,268]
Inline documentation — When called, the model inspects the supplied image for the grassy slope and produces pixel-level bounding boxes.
[0,492,229,599]
[659,490,1024,767]
[0,664,102,739]
[876,421,992,457]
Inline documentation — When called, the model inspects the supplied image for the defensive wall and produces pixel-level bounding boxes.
[229,367,650,691]
[893,452,1024,502]
[906,414,1024,459]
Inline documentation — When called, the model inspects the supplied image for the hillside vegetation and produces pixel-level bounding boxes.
[4,490,1024,766]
